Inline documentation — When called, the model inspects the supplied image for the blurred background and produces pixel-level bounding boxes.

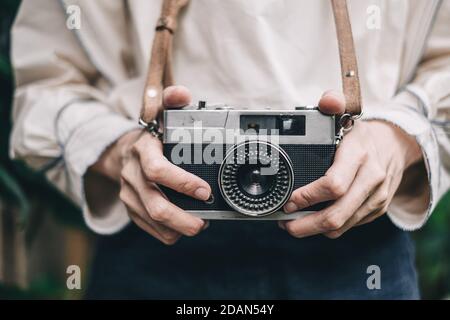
[1,1,449,300]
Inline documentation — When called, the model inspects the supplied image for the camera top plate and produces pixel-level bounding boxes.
[163,103,336,145]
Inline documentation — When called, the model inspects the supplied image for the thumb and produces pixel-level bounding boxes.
[163,85,192,109]
[318,90,346,115]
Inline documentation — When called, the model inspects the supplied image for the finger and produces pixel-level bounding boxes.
[143,186,206,237]
[129,211,181,245]
[355,174,399,227]
[133,135,212,201]
[283,161,385,238]
[120,179,181,242]
[318,90,346,115]
[356,165,401,227]
[324,191,388,239]
[324,167,398,237]
[323,178,390,238]
[323,208,381,239]
[142,85,191,122]
[284,133,366,212]
[122,164,206,236]
[163,85,192,108]
[356,208,386,226]
[128,210,165,241]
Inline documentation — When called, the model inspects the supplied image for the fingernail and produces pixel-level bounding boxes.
[202,221,210,230]
[195,188,210,200]
[284,201,298,213]
[278,221,286,230]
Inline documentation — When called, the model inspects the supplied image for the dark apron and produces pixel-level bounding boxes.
[85,215,419,299]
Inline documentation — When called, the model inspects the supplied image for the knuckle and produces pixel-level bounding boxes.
[359,149,369,163]
[119,188,128,203]
[377,188,389,203]
[367,200,379,212]
[178,177,197,195]
[120,164,132,183]
[149,201,170,222]
[322,213,345,231]
[293,188,312,207]
[285,223,301,238]
[144,159,166,181]
[371,199,388,212]
[185,221,204,237]
[325,175,347,198]
[368,188,388,211]
[120,168,126,181]
[372,167,386,185]
[290,190,301,204]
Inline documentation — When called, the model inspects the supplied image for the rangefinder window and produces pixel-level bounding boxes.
[277,115,306,136]
[240,115,306,136]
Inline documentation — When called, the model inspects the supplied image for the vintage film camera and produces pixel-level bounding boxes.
[161,102,338,220]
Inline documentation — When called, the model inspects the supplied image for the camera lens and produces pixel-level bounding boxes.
[219,141,294,217]
[237,165,276,196]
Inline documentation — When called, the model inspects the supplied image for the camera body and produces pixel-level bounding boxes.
[162,102,338,220]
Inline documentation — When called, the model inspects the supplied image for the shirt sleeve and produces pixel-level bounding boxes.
[362,1,450,230]
[9,0,139,234]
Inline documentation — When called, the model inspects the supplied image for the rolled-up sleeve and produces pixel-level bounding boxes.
[10,0,139,234]
[363,1,450,230]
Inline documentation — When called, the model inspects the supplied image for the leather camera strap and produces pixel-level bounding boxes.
[330,0,362,118]
[140,0,362,127]
[140,0,189,124]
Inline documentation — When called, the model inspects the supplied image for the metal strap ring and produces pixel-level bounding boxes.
[339,113,354,131]
[339,110,363,132]
[139,118,163,139]
[350,110,364,121]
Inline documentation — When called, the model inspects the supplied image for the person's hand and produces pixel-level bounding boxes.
[91,86,211,245]
[279,90,423,239]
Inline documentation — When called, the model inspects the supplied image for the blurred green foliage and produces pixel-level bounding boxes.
[0,0,449,299]
[415,195,450,299]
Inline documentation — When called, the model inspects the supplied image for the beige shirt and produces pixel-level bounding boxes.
[10,0,450,234]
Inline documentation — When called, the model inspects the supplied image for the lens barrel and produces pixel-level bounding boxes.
[219,141,294,217]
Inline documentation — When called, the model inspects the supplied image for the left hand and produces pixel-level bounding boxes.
[279,90,423,239]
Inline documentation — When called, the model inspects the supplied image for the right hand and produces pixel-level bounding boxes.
[94,86,211,245]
